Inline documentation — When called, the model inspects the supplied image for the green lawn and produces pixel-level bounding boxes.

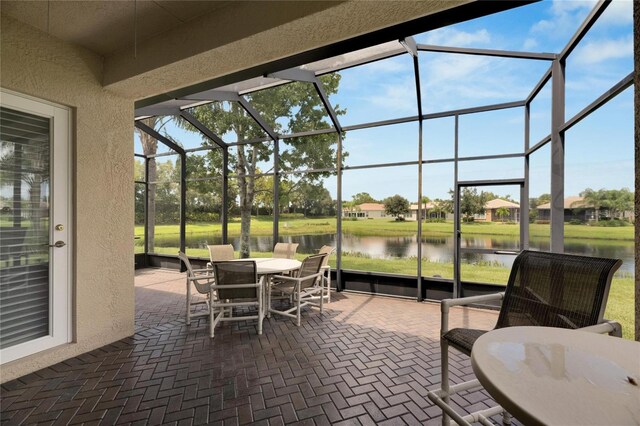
[135,216,635,240]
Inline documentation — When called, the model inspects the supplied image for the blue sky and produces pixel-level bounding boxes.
[135,0,634,204]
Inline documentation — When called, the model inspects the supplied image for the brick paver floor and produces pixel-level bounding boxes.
[2,268,503,425]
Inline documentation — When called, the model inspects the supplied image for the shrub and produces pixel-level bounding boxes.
[424,218,446,223]
[591,219,631,227]
[568,219,584,225]
[462,216,475,223]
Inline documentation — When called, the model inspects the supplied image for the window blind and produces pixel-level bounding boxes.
[0,106,51,349]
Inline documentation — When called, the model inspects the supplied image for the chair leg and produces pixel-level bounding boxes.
[502,411,512,425]
[186,280,191,326]
[258,283,263,335]
[319,284,324,313]
[326,267,331,303]
[266,279,272,319]
[441,339,450,426]
[209,306,216,338]
[296,286,301,327]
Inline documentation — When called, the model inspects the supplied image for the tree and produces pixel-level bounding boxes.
[352,192,377,205]
[134,117,171,251]
[496,206,510,223]
[383,195,410,221]
[605,188,633,221]
[577,188,609,222]
[180,76,344,257]
[456,188,485,221]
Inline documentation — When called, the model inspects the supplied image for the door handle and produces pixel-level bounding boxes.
[49,241,66,248]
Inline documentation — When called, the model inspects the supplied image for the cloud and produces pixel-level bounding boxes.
[418,28,491,47]
[597,0,633,25]
[572,35,633,65]
[522,38,539,51]
[364,78,417,114]
[531,0,594,38]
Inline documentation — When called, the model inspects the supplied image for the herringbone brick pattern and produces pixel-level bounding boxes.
[2,269,503,425]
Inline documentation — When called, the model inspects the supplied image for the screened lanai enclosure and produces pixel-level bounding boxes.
[134,0,634,334]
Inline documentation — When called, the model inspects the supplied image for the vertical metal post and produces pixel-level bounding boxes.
[336,133,343,291]
[417,120,424,301]
[550,59,565,253]
[273,139,280,244]
[179,152,187,271]
[453,115,460,298]
[222,147,229,244]
[522,103,530,249]
[144,156,149,255]
[413,54,424,302]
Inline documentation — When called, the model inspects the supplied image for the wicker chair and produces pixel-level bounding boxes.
[211,260,263,338]
[178,251,216,327]
[206,244,235,269]
[428,250,623,426]
[273,242,299,259]
[268,253,327,326]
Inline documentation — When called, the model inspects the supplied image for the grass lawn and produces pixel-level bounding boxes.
[135,216,635,241]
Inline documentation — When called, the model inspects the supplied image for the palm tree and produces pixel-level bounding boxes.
[577,188,609,222]
[496,207,510,223]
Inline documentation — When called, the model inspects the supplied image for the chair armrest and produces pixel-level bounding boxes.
[441,292,505,310]
[271,272,323,284]
[579,320,622,337]
[188,275,215,282]
[193,268,212,274]
[440,292,504,336]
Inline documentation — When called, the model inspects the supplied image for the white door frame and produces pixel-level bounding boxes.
[0,89,72,364]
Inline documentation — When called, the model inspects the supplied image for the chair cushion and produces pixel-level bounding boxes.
[442,328,488,356]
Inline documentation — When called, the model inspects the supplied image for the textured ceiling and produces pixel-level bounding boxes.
[0,0,233,56]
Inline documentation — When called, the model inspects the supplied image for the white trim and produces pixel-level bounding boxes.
[0,89,72,364]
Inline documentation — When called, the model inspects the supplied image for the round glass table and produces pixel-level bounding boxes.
[471,326,640,426]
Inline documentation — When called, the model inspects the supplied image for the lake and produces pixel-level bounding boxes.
[186,232,635,276]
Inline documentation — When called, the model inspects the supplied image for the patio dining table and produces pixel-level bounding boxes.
[224,257,302,316]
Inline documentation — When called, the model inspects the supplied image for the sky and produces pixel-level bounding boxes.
[135,0,634,205]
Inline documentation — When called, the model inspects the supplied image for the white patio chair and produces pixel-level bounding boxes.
[178,251,216,327]
[273,242,299,259]
[267,253,327,326]
[210,260,264,338]
[317,245,334,303]
[206,244,235,269]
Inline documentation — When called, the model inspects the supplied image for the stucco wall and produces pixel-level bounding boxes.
[0,15,134,382]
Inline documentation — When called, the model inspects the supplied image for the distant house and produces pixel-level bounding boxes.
[409,202,451,221]
[477,198,520,222]
[343,203,386,219]
[536,196,595,222]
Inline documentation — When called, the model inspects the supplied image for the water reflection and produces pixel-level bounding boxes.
[186,232,634,275]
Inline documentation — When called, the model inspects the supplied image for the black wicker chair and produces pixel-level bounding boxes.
[429,250,622,425]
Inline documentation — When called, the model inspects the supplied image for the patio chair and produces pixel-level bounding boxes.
[178,251,216,327]
[206,244,235,269]
[317,245,334,303]
[268,253,327,326]
[273,242,299,259]
[211,260,263,338]
[428,250,622,426]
